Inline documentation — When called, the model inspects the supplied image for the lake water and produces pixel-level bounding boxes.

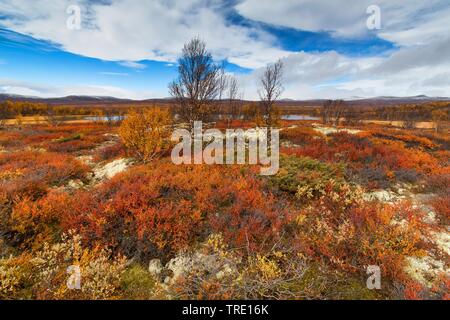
[84,116,125,121]
[281,115,319,120]
[84,114,320,122]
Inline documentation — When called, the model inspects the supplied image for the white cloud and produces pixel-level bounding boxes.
[118,61,146,69]
[236,0,449,40]
[0,0,449,99]
[239,47,450,100]
[0,0,289,69]
[234,0,450,99]
[0,78,162,99]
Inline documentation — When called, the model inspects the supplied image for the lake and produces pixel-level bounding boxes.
[281,115,319,120]
[84,114,320,122]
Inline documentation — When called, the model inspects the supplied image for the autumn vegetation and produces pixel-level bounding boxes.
[0,39,449,300]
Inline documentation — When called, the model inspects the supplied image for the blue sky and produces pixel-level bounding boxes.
[0,28,178,94]
[0,0,448,99]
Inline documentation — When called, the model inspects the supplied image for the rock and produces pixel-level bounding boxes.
[166,254,195,282]
[363,190,397,202]
[163,251,238,285]
[148,259,163,276]
[93,158,131,181]
[66,179,84,190]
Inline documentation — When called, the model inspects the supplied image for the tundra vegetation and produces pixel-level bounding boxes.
[1,108,448,300]
[0,40,449,300]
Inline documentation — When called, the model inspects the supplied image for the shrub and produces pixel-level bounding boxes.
[0,151,90,199]
[51,163,288,261]
[10,191,70,249]
[120,264,158,300]
[0,232,127,300]
[280,126,324,145]
[0,253,33,299]
[165,234,241,300]
[270,155,345,199]
[425,174,450,194]
[92,141,126,163]
[430,195,450,225]
[291,186,430,285]
[354,167,391,189]
[282,131,445,189]
[166,234,309,300]
[364,129,437,150]
[119,108,172,162]
[45,132,109,154]
[394,169,421,184]
[55,133,83,143]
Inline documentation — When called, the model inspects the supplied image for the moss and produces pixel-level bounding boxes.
[281,264,384,300]
[333,277,383,300]
[120,264,156,300]
[270,155,345,196]
[54,133,83,143]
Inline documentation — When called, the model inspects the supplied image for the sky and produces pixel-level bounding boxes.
[0,0,449,100]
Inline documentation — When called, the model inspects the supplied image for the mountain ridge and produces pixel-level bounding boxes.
[1,93,449,107]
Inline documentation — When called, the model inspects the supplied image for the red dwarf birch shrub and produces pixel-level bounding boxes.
[291,184,430,284]
[39,163,289,261]
[0,151,90,199]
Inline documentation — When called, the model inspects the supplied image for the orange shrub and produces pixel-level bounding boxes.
[214,120,256,129]
[291,184,430,283]
[0,131,25,149]
[44,134,109,154]
[282,131,444,189]
[0,151,90,199]
[430,195,450,225]
[119,108,172,162]
[280,126,325,145]
[50,162,288,261]
[363,128,437,149]
[92,141,126,162]
[11,191,70,249]
[0,124,112,153]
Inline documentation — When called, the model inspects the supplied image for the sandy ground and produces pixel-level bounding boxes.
[361,120,436,129]
[3,116,103,125]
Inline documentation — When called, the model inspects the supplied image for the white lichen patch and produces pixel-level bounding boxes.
[93,158,132,181]
[66,179,85,190]
[363,190,403,203]
[431,231,450,256]
[405,256,448,287]
[76,155,94,166]
[311,124,362,135]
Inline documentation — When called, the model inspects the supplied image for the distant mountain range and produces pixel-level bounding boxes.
[0,93,449,107]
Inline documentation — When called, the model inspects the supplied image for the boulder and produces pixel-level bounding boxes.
[148,259,163,277]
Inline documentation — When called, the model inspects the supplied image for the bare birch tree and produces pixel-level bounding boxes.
[258,60,284,129]
[169,38,222,130]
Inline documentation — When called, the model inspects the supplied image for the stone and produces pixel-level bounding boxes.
[363,190,397,202]
[93,158,131,181]
[148,259,163,276]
